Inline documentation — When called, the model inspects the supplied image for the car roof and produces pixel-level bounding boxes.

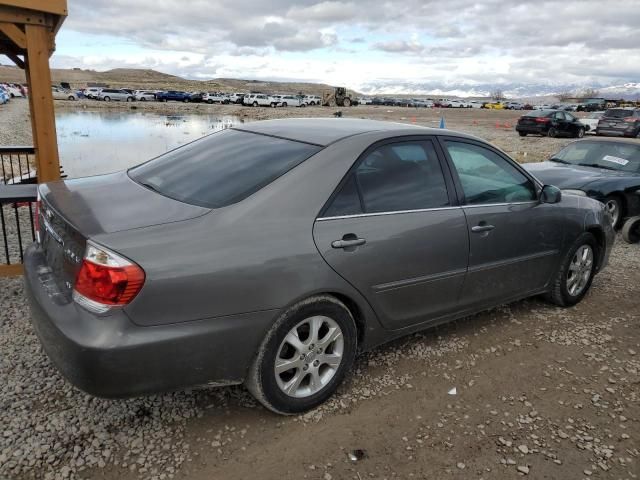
[234,118,476,146]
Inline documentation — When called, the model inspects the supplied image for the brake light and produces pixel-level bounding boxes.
[535,117,550,123]
[73,243,145,313]
[624,117,638,122]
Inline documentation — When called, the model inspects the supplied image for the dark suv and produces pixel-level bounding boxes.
[596,108,640,138]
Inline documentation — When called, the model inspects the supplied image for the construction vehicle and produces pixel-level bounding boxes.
[322,87,357,107]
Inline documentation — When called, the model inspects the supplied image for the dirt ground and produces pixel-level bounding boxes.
[1,100,639,480]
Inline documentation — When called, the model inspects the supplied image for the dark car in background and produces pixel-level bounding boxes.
[524,138,640,228]
[24,119,614,414]
[596,108,640,138]
[516,110,586,138]
[155,90,192,102]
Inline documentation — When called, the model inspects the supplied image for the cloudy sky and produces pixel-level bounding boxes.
[50,0,640,93]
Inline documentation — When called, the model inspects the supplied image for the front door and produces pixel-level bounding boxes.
[440,139,564,308]
[313,138,469,330]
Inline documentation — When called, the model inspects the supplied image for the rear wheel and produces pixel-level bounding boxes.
[68,96,76,101]
[622,216,640,244]
[604,195,623,229]
[547,127,558,138]
[183,98,190,103]
[253,101,258,107]
[246,295,357,414]
[576,127,585,138]
[545,232,597,307]
[103,96,111,102]
[518,131,527,137]
[282,102,287,107]
[343,98,352,107]
[140,97,146,102]
[126,97,133,102]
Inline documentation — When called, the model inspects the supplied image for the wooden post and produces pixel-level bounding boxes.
[24,23,60,182]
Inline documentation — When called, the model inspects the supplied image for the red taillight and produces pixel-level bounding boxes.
[74,243,145,309]
[623,117,637,122]
[535,117,550,123]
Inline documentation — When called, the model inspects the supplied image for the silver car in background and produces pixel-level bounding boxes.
[97,88,135,102]
[24,119,614,414]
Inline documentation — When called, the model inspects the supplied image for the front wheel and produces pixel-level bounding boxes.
[622,216,640,244]
[545,232,598,307]
[604,195,623,229]
[103,96,111,102]
[246,295,357,414]
[576,127,585,138]
[282,102,287,107]
[253,101,258,107]
[518,131,527,137]
[68,96,76,101]
[343,98,352,107]
[547,127,558,138]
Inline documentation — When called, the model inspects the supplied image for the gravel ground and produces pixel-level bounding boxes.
[1,99,639,480]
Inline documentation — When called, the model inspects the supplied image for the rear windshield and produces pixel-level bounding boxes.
[129,129,322,208]
[524,110,552,117]
[604,109,634,118]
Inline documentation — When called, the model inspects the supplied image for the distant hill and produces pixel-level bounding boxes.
[0,65,338,95]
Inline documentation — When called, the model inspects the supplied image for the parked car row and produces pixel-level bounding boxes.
[516,108,640,139]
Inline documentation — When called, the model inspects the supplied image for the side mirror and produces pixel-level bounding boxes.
[541,185,562,204]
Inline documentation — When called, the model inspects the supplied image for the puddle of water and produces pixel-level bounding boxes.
[55,111,242,178]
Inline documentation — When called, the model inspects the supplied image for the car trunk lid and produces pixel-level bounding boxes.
[38,171,209,299]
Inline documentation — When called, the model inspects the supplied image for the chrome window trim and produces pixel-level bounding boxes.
[317,205,461,221]
[316,201,539,221]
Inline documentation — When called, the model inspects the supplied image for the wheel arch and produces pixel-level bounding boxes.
[585,225,606,271]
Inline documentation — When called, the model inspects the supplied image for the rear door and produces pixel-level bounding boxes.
[313,137,469,330]
[440,138,563,308]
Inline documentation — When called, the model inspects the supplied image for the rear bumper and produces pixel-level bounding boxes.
[596,126,640,137]
[24,244,276,398]
[516,124,547,134]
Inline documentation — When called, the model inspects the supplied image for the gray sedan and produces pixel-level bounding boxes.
[24,119,614,414]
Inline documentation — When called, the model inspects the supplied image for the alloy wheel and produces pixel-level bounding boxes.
[274,316,344,398]
[566,245,594,297]
[605,199,620,227]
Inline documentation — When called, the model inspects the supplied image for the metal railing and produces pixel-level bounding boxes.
[1,147,38,276]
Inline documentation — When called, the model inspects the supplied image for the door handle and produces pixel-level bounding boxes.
[332,237,366,249]
[471,224,495,233]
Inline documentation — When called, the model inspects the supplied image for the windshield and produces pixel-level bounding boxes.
[551,141,640,173]
[129,129,322,208]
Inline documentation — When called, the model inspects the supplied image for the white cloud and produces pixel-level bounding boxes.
[55,0,640,92]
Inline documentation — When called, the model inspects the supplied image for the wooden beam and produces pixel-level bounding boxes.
[0,264,24,277]
[24,23,60,183]
[0,22,26,49]
[0,5,48,26]
[0,0,67,16]
[6,51,24,68]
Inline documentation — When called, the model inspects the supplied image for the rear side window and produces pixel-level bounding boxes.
[323,140,450,217]
[129,130,321,208]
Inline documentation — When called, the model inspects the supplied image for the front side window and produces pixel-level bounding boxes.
[130,130,321,208]
[323,140,450,217]
[444,141,536,205]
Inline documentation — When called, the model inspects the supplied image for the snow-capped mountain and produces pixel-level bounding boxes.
[356,81,640,99]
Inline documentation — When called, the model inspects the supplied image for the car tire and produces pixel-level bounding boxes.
[183,98,190,103]
[343,98,352,107]
[622,216,640,244]
[246,295,357,415]
[545,232,598,307]
[103,96,110,102]
[518,131,527,137]
[140,97,146,102]
[126,97,133,102]
[68,96,75,101]
[576,127,585,138]
[253,101,258,107]
[282,102,287,107]
[604,195,623,229]
[547,127,558,138]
